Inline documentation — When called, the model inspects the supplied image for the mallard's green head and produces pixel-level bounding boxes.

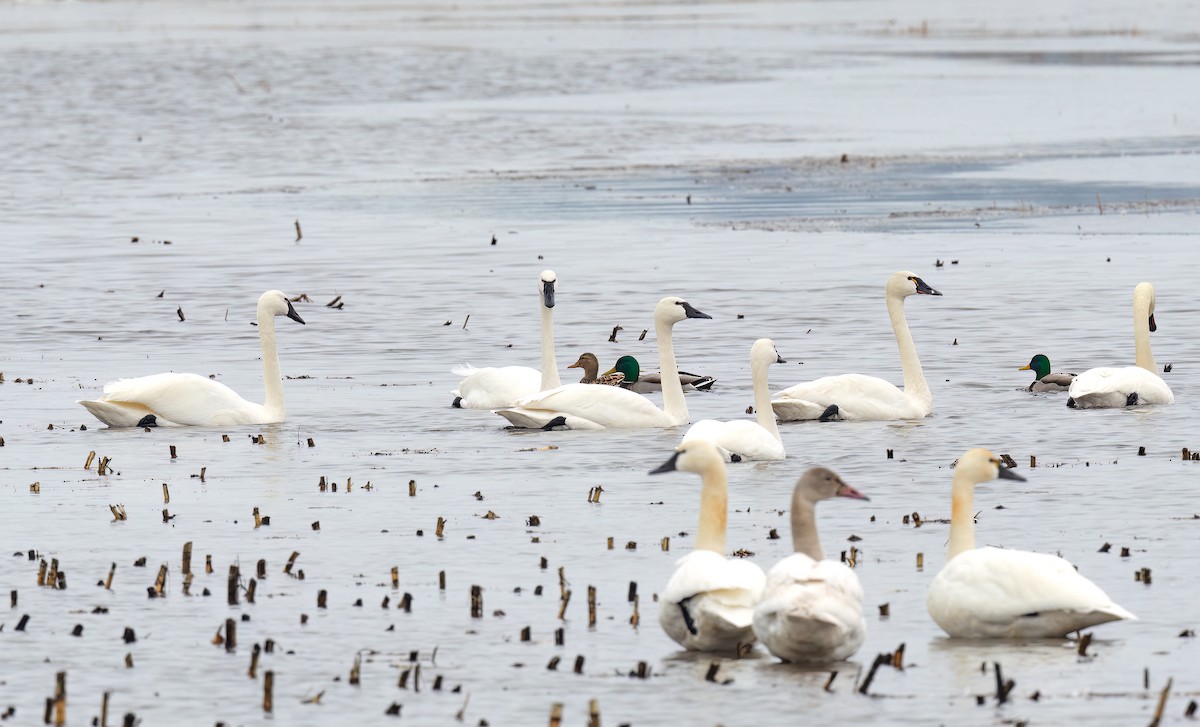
[1019,354,1051,380]
[604,355,640,383]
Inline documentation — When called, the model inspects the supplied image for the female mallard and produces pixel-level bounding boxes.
[603,355,716,394]
[567,353,626,386]
[1019,354,1075,393]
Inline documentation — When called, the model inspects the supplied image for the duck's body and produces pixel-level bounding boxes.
[682,339,785,461]
[495,297,710,429]
[772,272,941,422]
[79,290,305,428]
[753,468,869,662]
[1068,283,1173,409]
[605,355,715,393]
[926,448,1135,639]
[652,441,766,653]
[1020,354,1075,393]
[452,271,559,409]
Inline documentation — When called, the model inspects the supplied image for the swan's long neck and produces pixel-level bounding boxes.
[657,317,688,425]
[695,463,728,554]
[946,469,976,561]
[789,496,823,561]
[257,308,284,417]
[887,292,930,404]
[1133,296,1156,373]
[752,356,781,442]
[539,303,560,389]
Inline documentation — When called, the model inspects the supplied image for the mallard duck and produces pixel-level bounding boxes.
[1019,354,1075,393]
[1068,282,1173,408]
[567,352,625,386]
[603,355,716,394]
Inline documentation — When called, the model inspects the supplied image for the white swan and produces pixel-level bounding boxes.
[494,296,710,429]
[451,270,560,409]
[753,467,870,662]
[651,440,766,653]
[682,338,785,461]
[926,448,1136,638]
[771,271,941,421]
[1067,282,1173,409]
[78,290,305,427]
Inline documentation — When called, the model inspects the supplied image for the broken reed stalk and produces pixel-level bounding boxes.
[439,570,446,591]
[181,542,192,575]
[246,578,257,603]
[105,563,115,590]
[409,479,416,497]
[994,662,1014,704]
[549,703,563,727]
[349,653,362,685]
[858,653,890,695]
[436,517,446,538]
[100,691,109,727]
[257,559,266,579]
[630,594,640,627]
[169,445,176,459]
[587,699,600,727]
[283,551,299,575]
[225,618,237,652]
[1149,677,1173,727]
[84,451,96,470]
[391,566,399,589]
[206,554,213,575]
[248,643,261,679]
[470,586,483,618]
[587,586,597,627]
[558,590,572,620]
[263,671,274,713]
[228,566,239,605]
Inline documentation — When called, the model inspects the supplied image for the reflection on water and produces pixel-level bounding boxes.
[1,0,1198,724]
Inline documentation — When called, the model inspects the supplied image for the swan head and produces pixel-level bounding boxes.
[603,355,640,383]
[954,448,1026,486]
[887,271,941,298]
[567,352,598,371]
[649,439,724,476]
[1020,354,1051,379]
[792,467,870,508]
[539,270,557,309]
[751,338,785,366]
[258,290,305,324]
[655,296,711,325]
[1134,282,1156,332]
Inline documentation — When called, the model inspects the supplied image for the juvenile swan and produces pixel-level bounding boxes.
[651,440,766,653]
[79,290,305,427]
[451,270,560,409]
[771,271,941,421]
[494,297,710,429]
[1019,354,1075,393]
[926,449,1136,638]
[753,467,870,662]
[1067,282,1173,409]
[682,339,786,461]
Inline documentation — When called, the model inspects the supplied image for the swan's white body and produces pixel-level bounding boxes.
[652,441,766,653]
[495,297,710,429]
[451,270,560,409]
[926,449,1136,639]
[772,271,940,421]
[78,290,305,427]
[683,339,785,461]
[1068,283,1173,409]
[753,467,868,662]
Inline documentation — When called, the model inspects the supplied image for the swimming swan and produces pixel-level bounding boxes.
[771,271,941,421]
[451,270,560,409]
[78,290,305,427]
[494,296,710,429]
[651,440,766,653]
[682,338,785,461]
[926,448,1136,638]
[1067,282,1173,409]
[753,467,869,662]
[1019,354,1075,393]
[603,355,717,393]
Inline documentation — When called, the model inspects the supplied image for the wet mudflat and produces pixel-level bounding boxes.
[2,1,1200,725]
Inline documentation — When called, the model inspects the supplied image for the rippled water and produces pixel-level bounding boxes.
[3,1,1200,725]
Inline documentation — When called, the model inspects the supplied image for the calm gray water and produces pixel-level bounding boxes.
[2,1,1200,725]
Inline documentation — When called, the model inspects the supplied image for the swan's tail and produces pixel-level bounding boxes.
[770,397,828,421]
[78,399,158,428]
[451,363,480,377]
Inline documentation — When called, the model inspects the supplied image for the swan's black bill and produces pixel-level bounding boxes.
[1149,313,1156,332]
[997,466,1026,482]
[649,451,681,475]
[286,299,306,324]
[543,280,556,309]
[776,354,786,364]
[913,277,942,296]
[678,301,711,319]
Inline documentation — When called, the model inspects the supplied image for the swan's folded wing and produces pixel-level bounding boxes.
[662,551,766,607]
[937,548,1134,625]
[101,373,255,426]
[509,383,671,427]
[755,557,866,658]
[454,365,542,409]
[683,419,784,461]
[773,373,924,420]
